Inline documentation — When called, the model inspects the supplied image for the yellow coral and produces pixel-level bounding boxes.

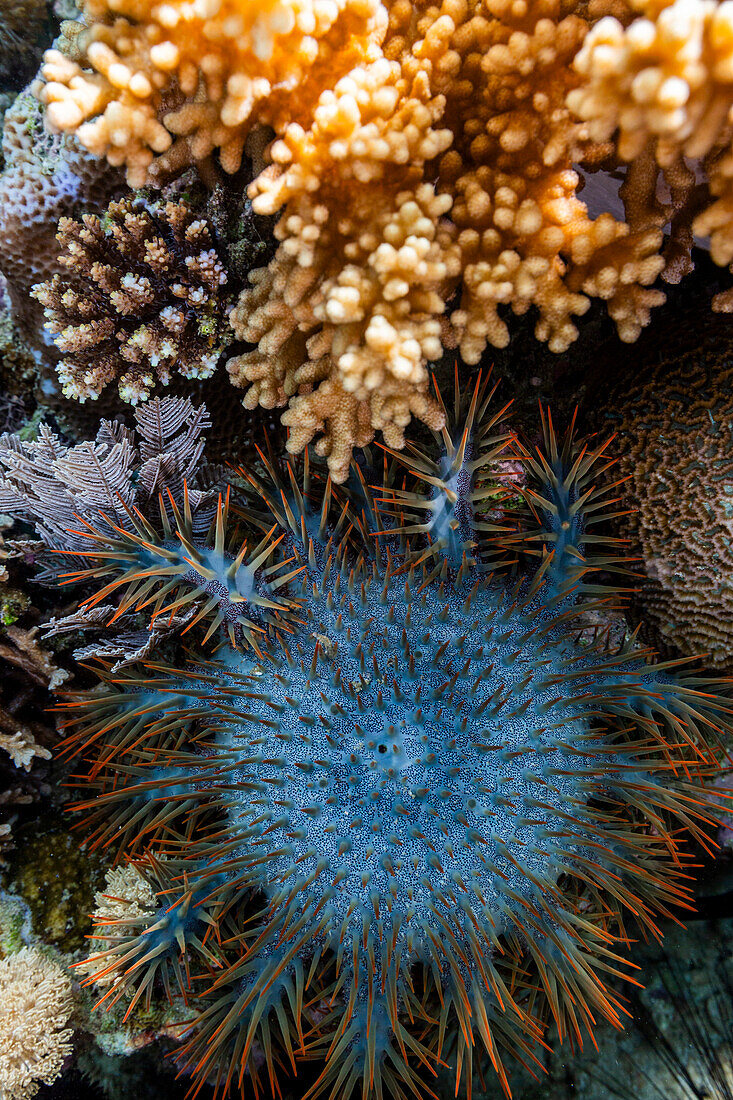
[39,0,386,186]
[37,0,672,479]
[231,0,662,477]
[0,948,73,1100]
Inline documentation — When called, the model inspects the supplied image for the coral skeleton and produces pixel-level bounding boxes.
[0,385,730,1099]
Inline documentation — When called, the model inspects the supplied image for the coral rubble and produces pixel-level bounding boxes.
[0,386,730,1099]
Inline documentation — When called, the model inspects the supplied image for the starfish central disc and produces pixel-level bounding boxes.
[219,577,593,939]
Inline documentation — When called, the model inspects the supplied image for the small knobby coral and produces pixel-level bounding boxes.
[32,197,229,404]
[1,381,731,1100]
[0,947,74,1100]
[610,352,733,672]
[38,0,385,185]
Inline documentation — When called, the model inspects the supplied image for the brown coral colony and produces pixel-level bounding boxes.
[32,199,228,404]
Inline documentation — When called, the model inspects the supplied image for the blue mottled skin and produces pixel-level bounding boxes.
[54,388,730,1099]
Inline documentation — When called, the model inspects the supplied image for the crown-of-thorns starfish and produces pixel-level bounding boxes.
[25,376,733,1099]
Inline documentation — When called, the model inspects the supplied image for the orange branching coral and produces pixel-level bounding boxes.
[231,0,664,479]
[39,0,386,187]
[424,0,663,358]
[569,0,733,306]
[37,0,671,480]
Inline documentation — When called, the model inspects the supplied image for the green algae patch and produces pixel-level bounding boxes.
[0,586,31,625]
[7,816,108,952]
[0,891,32,957]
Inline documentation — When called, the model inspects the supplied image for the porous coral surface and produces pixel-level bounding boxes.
[0,384,730,1100]
[33,197,229,403]
[0,88,122,334]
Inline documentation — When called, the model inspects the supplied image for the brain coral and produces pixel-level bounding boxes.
[610,352,733,672]
[0,380,730,1099]
[33,197,230,404]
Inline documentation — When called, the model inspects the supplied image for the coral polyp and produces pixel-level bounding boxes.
[0,380,730,1100]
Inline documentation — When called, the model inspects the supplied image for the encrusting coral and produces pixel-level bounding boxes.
[610,352,733,672]
[0,946,74,1100]
[36,0,675,481]
[33,197,230,404]
[0,382,731,1099]
[0,87,122,336]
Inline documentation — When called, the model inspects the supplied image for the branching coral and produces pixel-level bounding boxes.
[568,0,733,306]
[37,0,676,481]
[33,197,230,404]
[38,0,386,186]
[2,384,731,1099]
[229,0,670,480]
[230,0,669,480]
[610,352,733,672]
[0,947,74,1100]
